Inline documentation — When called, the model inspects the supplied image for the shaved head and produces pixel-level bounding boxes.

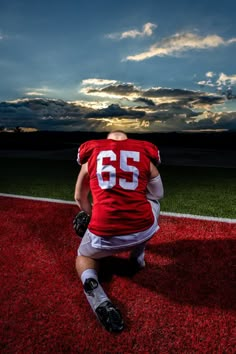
[107,130,128,141]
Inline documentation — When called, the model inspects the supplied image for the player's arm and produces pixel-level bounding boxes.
[74,162,92,215]
[146,161,164,200]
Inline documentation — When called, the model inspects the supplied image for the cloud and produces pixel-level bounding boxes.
[72,100,111,110]
[25,87,54,97]
[144,110,236,132]
[187,111,236,131]
[134,97,156,106]
[121,23,157,39]
[85,103,145,119]
[80,83,141,99]
[26,92,45,96]
[143,87,200,99]
[125,32,236,61]
[80,82,228,110]
[146,103,201,121]
[227,38,236,44]
[107,22,157,40]
[206,72,215,78]
[81,79,118,86]
[0,98,148,132]
[193,95,225,108]
[81,83,198,100]
[1,79,235,132]
[0,98,91,130]
[216,73,236,86]
[197,80,215,88]
[197,72,236,98]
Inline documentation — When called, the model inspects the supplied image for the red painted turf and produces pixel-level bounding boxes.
[0,196,235,353]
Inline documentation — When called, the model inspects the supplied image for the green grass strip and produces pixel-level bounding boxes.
[1,157,236,219]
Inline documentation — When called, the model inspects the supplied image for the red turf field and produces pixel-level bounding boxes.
[0,195,235,353]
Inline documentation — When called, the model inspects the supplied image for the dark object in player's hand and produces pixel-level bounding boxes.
[73,211,90,238]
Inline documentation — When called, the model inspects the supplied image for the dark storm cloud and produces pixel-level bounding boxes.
[0,98,91,128]
[0,98,146,131]
[143,88,200,98]
[134,97,156,106]
[0,96,235,132]
[144,114,236,133]
[84,83,226,110]
[148,103,201,120]
[213,113,236,130]
[86,83,140,96]
[157,112,236,131]
[0,102,35,117]
[193,95,225,106]
[85,83,201,100]
[18,98,87,118]
[85,104,145,118]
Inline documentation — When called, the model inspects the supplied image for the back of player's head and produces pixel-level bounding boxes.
[107,130,128,141]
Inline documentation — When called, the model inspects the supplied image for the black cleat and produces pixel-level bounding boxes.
[95,301,124,333]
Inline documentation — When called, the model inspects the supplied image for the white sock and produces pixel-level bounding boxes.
[81,269,98,284]
[81,269,109,311]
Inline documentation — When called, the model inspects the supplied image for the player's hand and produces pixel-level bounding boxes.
[73,211,90,238]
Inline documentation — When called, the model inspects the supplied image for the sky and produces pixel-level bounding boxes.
[0,0,236,132]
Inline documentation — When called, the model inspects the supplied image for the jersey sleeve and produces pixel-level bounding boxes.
[145,141,161,165]
[77,141,95,165]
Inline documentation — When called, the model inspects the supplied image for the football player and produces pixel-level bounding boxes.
[74,130,164,332]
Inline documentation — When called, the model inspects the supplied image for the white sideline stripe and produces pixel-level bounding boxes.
[0,193,76,205]
[160,211,236,224]
[1,192,236,224]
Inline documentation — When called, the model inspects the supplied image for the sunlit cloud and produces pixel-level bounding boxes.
[206,72,215,78]
[25,87,53,96]
[71,100,111,110]
[25,91,45,96]
[121,23,157,39]
[81,78,118,86]
[197,72,236,97]
[197,80,215,87]
[125,32,236,61]
[87,117,151,132]
[80,86,124,99]
[216,73,236,86]
[106,22,157,40]
[197,72,216,87]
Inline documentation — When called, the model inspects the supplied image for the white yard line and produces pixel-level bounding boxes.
[1,192,236,224]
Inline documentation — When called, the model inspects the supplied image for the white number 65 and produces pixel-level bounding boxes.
[96,150,140,190]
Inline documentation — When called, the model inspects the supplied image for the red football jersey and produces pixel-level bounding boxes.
[77,138,161,236]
